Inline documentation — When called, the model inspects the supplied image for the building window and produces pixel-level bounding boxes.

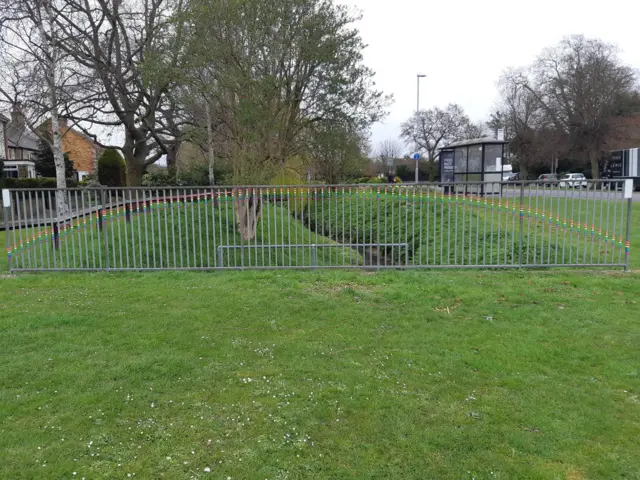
[3,165,18,178]
[18,165,29,178]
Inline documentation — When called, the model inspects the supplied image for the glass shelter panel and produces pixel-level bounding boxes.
[484,145,503,172]
[468,145,482,172]
[454,147,467,172]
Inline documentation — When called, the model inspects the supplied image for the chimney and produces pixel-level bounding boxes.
[497,128,505,141]
[10,105,25,128]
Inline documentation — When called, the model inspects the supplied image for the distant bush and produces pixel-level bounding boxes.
[353,176,384,184]
[3,177,78,189]
[98,148,127,187]
[142,170,173,187]
[395,164,413,181]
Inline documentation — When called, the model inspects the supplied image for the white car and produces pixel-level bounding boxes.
[559,173,588,188]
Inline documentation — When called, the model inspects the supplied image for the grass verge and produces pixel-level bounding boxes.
[1,269,639,479]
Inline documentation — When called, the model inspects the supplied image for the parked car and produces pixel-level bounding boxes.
[538,173,558,185]
[508,172,521,181]
[559,173,588,188]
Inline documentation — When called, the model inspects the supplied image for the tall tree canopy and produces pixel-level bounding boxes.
[521,35,637,178]
[400,104,479,162]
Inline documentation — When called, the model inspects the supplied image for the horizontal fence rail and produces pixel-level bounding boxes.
[2,181,632,272]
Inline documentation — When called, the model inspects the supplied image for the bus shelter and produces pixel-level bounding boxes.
[439,137,508,194]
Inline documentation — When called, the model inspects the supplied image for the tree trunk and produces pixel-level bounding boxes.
[126,162,146,187]
[589,150,600,180]
[235,190,262,241]
[166,143,178,180]
[40,2,69,221]
[122,135,149,186]
[205,101,215,186]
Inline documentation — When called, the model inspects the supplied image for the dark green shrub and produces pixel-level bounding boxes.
[33,138,77,178]
[2,177,78,189]
[98,148,126,187]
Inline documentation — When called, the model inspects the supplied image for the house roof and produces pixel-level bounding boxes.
[442,137,508,149]
[6,122,40,151]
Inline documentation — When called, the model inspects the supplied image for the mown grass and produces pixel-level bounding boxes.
[0,269,639,479]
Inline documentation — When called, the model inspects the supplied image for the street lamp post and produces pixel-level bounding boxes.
[415,74,426,183]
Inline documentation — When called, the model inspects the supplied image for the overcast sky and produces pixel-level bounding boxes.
[338,0,640,153]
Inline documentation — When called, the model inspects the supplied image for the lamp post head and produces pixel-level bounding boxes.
[417,74,426,78]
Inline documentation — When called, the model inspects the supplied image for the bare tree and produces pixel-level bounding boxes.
[495,68,551,179]
[521,35,637,178]
[45,0,189,185]
[400,104,476,162]
[376,138,403,166]
[0,0,73,218]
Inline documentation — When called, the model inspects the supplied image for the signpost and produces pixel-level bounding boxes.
[413,153,420,183]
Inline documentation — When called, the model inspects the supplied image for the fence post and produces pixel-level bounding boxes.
[311,245,317,268]
[2,189,12,272]
[518,182,525,267]
[101,188,110,270]
[624,195,632,272]
[217,246,223,268]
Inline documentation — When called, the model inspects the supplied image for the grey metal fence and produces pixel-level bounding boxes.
[2,180,633,272]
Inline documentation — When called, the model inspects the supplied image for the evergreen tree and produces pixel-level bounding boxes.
[33,137,76,178]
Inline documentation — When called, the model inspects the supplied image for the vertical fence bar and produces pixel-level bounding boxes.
[418,186,423,266]
[440,186,445,265]
[109,190,117,268]
[210,188,217,268]
[488,188,494,266]
[624,189,632,271]
[42,190,51,269]
[114,190,122,269]
[617,183,625,266]
[582,185,590,263]
[405,187,409,267]
[93,190,100,269]
[31,190,43,269]
[27,191,38,269]
[3,190,11,272]
[461,190,466,265]
[590,182,598,264]
[101,189,109,270]
[398,187,403,265]
[553,184,560,265]
[518,182,524,267]
[265,189,272,267]
[188,189,195,268]
[10,190,20,270]
[19,191,30,270]
[155,189,163,268]
[80,190,89,269]
[128,190,136,269]
[288,188,292,267]
[610,184,619,265]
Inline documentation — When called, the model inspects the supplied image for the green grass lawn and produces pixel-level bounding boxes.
[1,269,639,479]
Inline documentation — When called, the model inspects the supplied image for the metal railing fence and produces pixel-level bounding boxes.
[2,180,632,271]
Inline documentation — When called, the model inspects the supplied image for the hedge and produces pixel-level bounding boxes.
[2,177,78,189]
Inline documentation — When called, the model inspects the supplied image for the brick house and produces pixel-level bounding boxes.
[39,117,101,180]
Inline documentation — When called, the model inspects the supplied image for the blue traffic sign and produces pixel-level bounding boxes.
[413,153,420,160]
